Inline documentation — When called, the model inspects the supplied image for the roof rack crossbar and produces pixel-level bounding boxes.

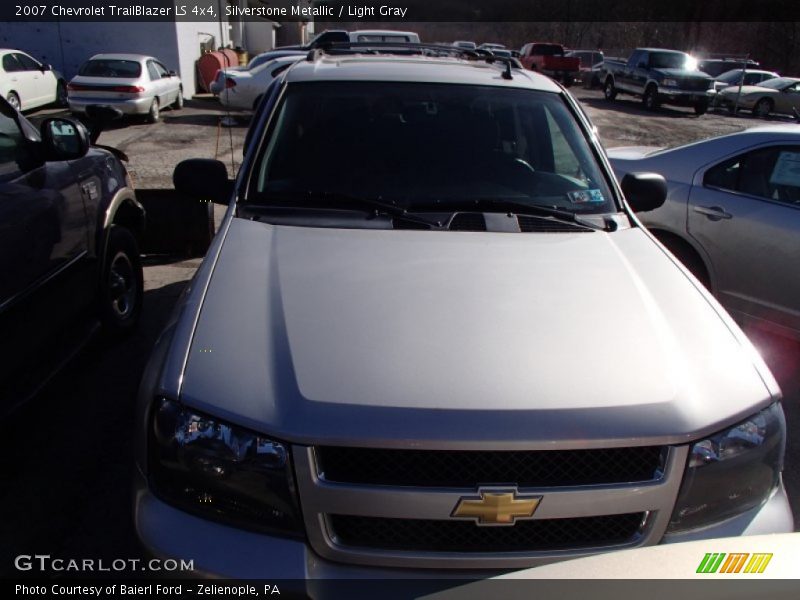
[308,42,522,71]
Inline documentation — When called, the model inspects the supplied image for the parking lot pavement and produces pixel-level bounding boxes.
[1,91,797,576]
[572,88,797,149]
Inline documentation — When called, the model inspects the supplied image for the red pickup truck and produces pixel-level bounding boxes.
[519,42,581,87]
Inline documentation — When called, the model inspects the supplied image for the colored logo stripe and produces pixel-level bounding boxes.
[696,552,773,574]
[697,553,726,573]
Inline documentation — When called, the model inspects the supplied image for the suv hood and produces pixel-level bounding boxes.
[179,218,775,449]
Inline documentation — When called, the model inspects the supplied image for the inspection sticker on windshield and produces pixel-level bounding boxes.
[567,189,605,204]
[769,151,800,186]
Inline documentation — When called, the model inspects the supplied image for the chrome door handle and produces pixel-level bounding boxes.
[694,205,732,220]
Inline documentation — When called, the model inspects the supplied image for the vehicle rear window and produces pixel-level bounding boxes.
[78,59,142,78]
[251,81,616,215]
[534,45,564,56]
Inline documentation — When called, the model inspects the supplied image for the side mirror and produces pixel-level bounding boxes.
[173,159,232,205]
[168,70,177,77]
[621,172,667,213]
[40,63,52,72]
[40,118,89,161]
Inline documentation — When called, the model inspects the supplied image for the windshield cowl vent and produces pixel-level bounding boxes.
[448,212,487,231]
[517,215,595,233]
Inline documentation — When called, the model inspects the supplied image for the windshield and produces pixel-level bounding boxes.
[78,59,141,78]
[249,82,616,215]
[649,52,691,70]
[758,77,796,89]
[716,69,747,84]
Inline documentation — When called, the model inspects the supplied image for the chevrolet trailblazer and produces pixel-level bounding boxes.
[134,46,792,582]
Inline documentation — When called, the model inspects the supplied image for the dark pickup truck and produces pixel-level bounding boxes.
[602,48,714,114]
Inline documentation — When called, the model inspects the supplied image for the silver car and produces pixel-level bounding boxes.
[609,125,800,340]
[134,51,791,580]
[717,76,800,118]
[67,53,183,123]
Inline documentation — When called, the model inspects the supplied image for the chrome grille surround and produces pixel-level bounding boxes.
[293,445,688,569]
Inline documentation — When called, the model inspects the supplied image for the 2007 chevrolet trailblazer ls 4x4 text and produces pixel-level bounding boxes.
[133,46,792,582]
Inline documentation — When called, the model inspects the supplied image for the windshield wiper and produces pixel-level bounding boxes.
[408,198,607,230]
[252,191,442,229]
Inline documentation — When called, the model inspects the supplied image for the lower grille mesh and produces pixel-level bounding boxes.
[329,513,646,552]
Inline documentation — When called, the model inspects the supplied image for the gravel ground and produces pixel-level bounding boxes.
[2,89,797,578]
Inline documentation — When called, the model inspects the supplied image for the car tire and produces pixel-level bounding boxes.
[562,74,574,88]
[603,78,617,101]
[6,91,20,111]
[173,88,184,110]
[753,98,773,118]
[643,85,659,111]
[694,99,709,116]
[55,80,68,107]
[146,98,160,123]
[99,226,143,335]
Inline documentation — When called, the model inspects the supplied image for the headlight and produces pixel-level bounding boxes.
[149,398,303,537]
[662,78,678,87]
[667,403,785,533]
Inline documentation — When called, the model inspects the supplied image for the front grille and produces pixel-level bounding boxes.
[329,513,646,552]
[315,446,666,487]
[677,78,711,92]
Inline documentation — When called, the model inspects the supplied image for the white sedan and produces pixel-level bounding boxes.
[609,125,800,340]
[214,55,302,111]
[0,48,67,111]
[68,53,183,123]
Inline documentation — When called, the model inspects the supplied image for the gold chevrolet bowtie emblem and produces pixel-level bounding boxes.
[451,488,542,526]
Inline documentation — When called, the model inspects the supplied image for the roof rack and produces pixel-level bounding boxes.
[305,42,522,77]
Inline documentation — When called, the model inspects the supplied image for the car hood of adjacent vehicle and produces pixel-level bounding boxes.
[178,218,775,449]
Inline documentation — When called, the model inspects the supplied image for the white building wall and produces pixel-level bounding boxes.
[174,21,232,95]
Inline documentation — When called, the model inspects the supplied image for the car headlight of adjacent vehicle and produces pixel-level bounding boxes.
[149,398,303,537]
[662,78,679,87]
[667,403,785,533]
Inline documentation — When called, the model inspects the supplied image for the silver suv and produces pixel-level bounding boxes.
[134,48,792,579]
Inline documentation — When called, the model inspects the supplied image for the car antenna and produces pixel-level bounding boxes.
[502,61,513,80]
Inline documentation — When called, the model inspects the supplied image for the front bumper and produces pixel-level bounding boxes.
[657,89,712,106]
[68,95,153,115]
[134,467,793,582]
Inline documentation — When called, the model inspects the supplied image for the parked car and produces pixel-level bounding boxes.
[608,125,800,340]
[698,58,760,78]
[519,43,581,86]
[711,68,780,94]
[477,43,507,54]
[282,29,421,50]
[452,41,477,49]
[134,48,790,579]
[67,53,183,123]
[0,98,144,410]
[213,55,303,111]
[0,48,67,111]
[602,48,714,114]
[566,49,604,87]
[716,76,800,118]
